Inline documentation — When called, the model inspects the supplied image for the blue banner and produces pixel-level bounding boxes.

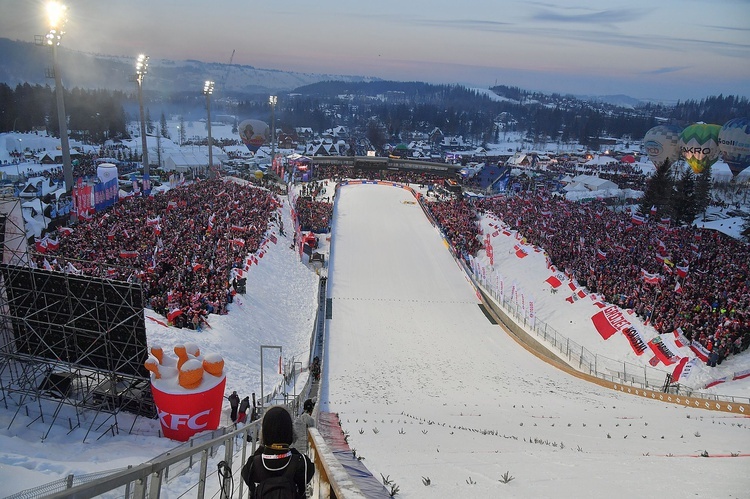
[94,178,118,212]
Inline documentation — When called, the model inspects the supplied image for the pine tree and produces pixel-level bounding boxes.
[671,165,697,225]
[694,164,712,218]
[179,115,187,145]
[146,108,154,134]
[160,112,170,139]
[640,159,674,217]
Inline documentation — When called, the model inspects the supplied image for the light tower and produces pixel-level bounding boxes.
[269,95,277,168]
[203,80,215,178]
[44,1,74,193]
[135,54,150,177]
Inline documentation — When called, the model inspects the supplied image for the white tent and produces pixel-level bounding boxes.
[565,174,618,191]
[162,147,225,173]
[163,152,209,173]
[584,155,618,166]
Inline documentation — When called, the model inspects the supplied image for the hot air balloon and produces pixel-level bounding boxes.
[238,119,270,153]
[642,124,682,167]
[718,117,750,177]
[678,123,722,174]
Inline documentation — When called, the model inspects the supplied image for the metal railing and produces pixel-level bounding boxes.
[469,266,750,405]
[9,271,328,499]
[14,422,259,499]
[413,190,750,407]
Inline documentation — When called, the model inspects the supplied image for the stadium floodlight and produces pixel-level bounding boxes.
[269,95,277,165]
[135,54,150,177]
[203,81,215,178]
[46,1,73,193]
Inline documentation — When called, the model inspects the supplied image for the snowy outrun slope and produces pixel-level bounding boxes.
[321,184,749,499]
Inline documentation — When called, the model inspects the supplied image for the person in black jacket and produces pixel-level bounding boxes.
[237,396,250,423]
[241,406,315,498]
[227,391,240,422]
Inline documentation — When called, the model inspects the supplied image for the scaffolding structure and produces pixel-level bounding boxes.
[0,197,155,442]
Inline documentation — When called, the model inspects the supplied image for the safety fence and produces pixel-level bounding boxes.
[468,263,750,407]
[407,185,750,409]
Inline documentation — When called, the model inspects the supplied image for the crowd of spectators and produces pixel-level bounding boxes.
[37,178,280,329]
[295,166,458,234]
[31,158,748,367]
[425,198,483,257]
[501,193,749,364]
[545,160,649,191]
[420,189,749,366]
[312,164,449,187]
[294,196,333,233]
[13,148,141,183]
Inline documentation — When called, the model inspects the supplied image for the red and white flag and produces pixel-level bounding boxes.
[641,269,662,285]
[167,308,183,322]
[591,305,631,340]
[676,265,689,278]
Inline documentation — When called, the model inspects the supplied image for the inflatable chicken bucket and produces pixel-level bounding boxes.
[146,343,226,441]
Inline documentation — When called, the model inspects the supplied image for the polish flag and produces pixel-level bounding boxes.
[676,265,689,278]
[641,269,662,285]
[167,308,183,322]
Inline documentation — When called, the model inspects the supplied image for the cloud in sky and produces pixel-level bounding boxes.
[531,7,647,24]
[412,18,515,31]
[0,0,747,101]
[640,66,692,76]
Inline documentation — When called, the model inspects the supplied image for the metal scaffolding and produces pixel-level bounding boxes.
[0,197,155,442]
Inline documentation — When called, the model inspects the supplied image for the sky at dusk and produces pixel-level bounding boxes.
[1,0,749,101]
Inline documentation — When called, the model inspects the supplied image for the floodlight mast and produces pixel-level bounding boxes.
[269,95,277,169]
[136,54,150,177]
[46,1,74,193]
[203,80,215,178]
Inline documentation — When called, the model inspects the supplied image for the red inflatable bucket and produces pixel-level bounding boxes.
[151,375,226,441]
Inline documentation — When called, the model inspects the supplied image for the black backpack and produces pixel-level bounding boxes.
[252,454,301,499]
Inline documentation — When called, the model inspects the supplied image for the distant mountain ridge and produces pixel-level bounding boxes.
[0,38,379,96]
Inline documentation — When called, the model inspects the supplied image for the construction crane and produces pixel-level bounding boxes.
[215,49,235,118]
[211,50,235,120]
[221,49,235,90]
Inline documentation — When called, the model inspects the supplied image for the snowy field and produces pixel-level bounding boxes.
[322,183,749,498]
[0,130,748,496]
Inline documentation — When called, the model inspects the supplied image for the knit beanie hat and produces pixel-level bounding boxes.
[261,406,294,448]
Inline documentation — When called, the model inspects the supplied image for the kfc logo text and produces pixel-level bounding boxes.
[158,409,212,431]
